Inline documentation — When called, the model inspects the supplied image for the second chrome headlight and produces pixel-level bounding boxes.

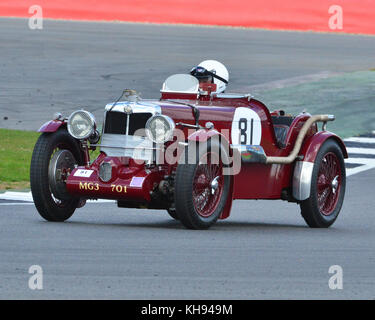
[145,115,175,143]
[67,110,96,140]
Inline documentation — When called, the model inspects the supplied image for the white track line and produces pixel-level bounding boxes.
[0,203,34,206]
[346,164,375,177]
[0,192,33,201]
[346,147,375,155]
[345,139,375,175]
[345,158,375,165]
[344,137,375,144]
[0,191,114,203]
[344,158,375,176]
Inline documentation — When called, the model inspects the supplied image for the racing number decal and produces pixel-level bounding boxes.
[238,118,247,144]
[231,108,261,146]
[111,184,127,193]
[238,118,254,145]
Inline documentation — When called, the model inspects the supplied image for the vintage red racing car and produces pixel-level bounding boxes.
[30,65,347,229]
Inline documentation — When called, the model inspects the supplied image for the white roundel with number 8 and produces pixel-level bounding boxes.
[231,107,262,145]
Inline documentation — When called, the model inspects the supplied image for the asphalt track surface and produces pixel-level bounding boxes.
[1,18,375,299]
[0,169,374,299]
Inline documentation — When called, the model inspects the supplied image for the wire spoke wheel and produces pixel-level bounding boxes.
[192,152,224,218]
[317,152,341,216]
[300,140,346,228]
[174,139,230,229]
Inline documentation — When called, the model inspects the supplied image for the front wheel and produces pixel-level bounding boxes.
[174,140,230,229]
[30,129,84,222]
[300,139,346,228]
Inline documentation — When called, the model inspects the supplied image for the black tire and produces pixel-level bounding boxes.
[167,208,179,220]
[300,139,346,228]
[30,129,84,222]
[174,139,230,229]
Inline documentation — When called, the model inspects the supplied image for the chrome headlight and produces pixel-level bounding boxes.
[145,115,175,144]
[67,110,96,140]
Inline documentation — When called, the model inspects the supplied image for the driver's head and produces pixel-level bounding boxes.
[190,60,229,93]
[190,66,213,84]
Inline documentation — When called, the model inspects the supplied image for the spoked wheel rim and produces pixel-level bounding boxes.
[192,151,224,218]
[317,152,342,216]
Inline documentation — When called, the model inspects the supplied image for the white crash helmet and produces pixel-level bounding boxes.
[190,60,229,94]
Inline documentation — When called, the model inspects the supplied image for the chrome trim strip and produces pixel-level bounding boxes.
[176,122,201,129]
[125,113,130,136]
[104,101,162,115]
[216,93,253,100]
[91,144,161,150]
[293,161,314,201]
[178,142,188,147]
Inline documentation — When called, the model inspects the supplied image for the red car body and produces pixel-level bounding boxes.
[38,86,347,222]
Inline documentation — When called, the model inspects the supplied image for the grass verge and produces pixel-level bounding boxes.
[0,129,40,191]
[0,129,100,191]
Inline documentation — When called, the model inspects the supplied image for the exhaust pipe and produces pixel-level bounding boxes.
[265,114,335,164]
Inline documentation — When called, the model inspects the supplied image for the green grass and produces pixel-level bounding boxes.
[0,129,101,190]
[0,129,40,190]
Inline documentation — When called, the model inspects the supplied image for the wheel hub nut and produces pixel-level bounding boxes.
[331,176,339,193]
[210,176,220,194]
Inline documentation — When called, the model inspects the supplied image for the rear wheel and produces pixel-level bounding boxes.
[300,139,346,228]
[174,140,230,229]
[30,129,84,222]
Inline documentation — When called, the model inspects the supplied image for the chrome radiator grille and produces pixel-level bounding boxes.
[104,111,152,135]
[100,134,154,159]
[100,111,154,160]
